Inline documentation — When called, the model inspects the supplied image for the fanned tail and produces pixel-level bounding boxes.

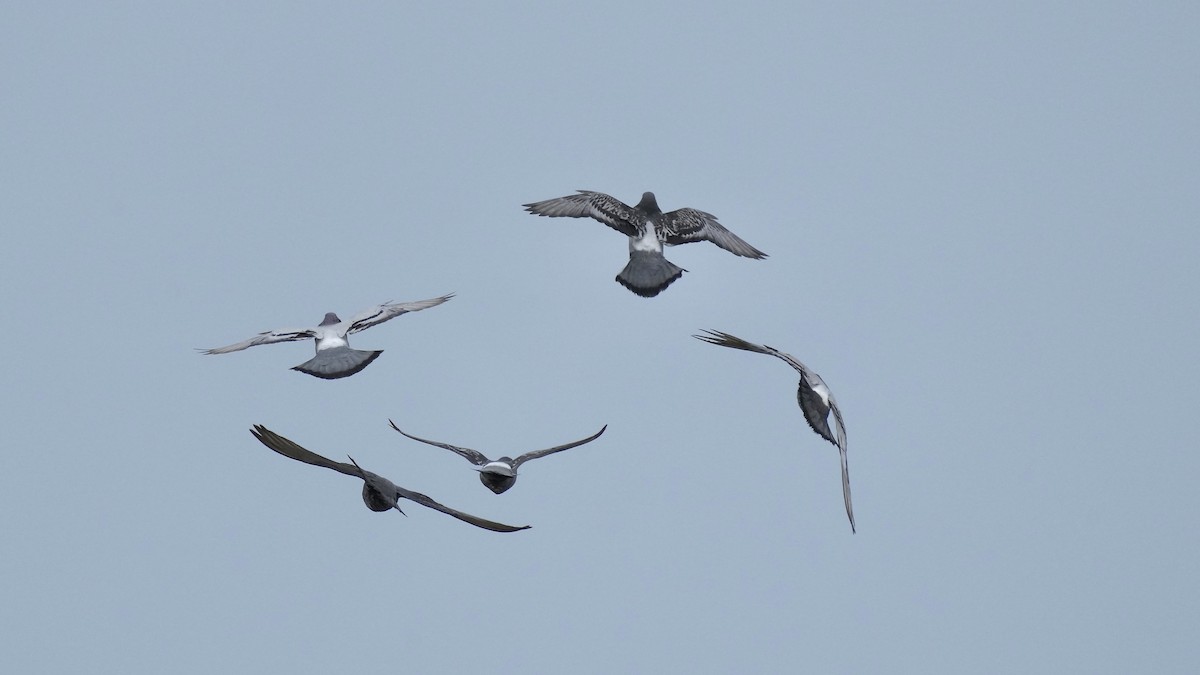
[615,251,685,298]
[291,346,383,380]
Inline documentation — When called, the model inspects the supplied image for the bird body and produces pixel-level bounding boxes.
[389,421,607,494]
[250,425,529,532]
[201,294,453,379]
[523,190,765,297]
[694,330,855,533]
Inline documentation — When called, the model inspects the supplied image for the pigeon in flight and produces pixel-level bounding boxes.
[249,425,530,533]
[523,190,766,297]
[389,420,607,494]
[694,330,855,533]
[201,294,453,379]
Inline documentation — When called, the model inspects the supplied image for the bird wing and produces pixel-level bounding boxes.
[693,329,776,358]
[200,327,316,354]
[511,425,608,470]
[694,330,814,380]
[250,425,359,477]
[388,420,490,466]
[657,208,767,259]
[828,395,855,533]
[343,294,454,334]
[391,485,531,532]
[523,190,642,237]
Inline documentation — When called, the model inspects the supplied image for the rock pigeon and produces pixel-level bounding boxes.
[389,421,607,494]
[250,425,529,532]
[694,330,855,533]
[523,190,765,297]
[201,294,453,379]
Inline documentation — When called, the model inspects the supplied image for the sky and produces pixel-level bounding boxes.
[2,2,1198,673]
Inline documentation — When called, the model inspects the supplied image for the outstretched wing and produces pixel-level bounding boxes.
[200,327,316,354]
[392,485,531,532]
[658,208,767,259]
[250,425,359,477]
[523,190,642,237]
[388,420,490,466]
[345,294,454,334]
[694,329,810,378]
[511,425,608,470]
[828,395,855,533]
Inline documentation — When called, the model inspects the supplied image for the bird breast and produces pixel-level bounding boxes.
[628,224,662,253]
[314,330,350,351]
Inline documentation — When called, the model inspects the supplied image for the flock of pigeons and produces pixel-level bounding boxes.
[203,190,856,533]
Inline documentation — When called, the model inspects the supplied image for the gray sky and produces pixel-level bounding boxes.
[2,2,1197,673]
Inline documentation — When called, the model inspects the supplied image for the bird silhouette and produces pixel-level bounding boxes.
[389,420,607,494]
[523,190,765,297]
[250,425,529,532]
[694,330,855,533]
[201,294,453,379]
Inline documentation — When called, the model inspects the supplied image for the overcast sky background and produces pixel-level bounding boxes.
[2,3,1197,673]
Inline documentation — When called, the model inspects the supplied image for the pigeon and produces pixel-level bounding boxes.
[201,294,453,379]
[694,330,855,533]
[249,425,530,532]
[389,421,607,494]
[523,190,766,297]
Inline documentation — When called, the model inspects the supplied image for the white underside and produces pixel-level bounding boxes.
[628,226,662,253]
[481,461,515,476]
[314,329,349,351]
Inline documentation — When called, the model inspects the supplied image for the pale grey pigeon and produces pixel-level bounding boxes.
[201,294,453,379]
[250,425,530,533]
[694,330,855,533]
[389,421,607,494]
[523,191,766,297]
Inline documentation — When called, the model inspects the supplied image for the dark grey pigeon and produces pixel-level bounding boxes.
[200,294,453,379]
[523,190,766,297]
[694,330,855,533]
[389,420,607,494]
[249,425,530,532]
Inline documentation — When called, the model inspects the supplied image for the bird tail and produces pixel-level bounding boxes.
[291,346,383,380]
[615,251,685,298]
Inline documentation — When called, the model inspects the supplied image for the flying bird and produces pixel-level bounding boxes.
[694,330,855,533]
[389,420,607,494]
[249,425,530,532]
[200,294,453,379]
[523,190,766,297]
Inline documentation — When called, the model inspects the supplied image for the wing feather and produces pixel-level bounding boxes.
[511,425,607,470]
[392,485,531,532]
[523,190,642,237]
[388,420,491,466]
[250,425,359,477]
[658,209,767,259]
[200,328,315,354]
[345,294,454,334]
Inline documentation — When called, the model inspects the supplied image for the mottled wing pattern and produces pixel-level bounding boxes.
[388,420,490,466]
[391,485,531,532]
[250,425,359,477]
[658,208,767,259]
[345,294,454,334]
[511,425,608,470]
[200,328,316,354]
[523,190,643,237]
